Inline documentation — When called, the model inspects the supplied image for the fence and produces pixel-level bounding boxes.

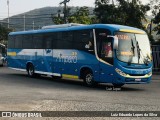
[152,45,160,72]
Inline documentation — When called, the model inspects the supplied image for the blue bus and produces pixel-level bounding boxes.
[7,23,152,87]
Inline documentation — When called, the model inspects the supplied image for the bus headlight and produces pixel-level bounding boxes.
[115,68,127,77]
[147,71,152,76]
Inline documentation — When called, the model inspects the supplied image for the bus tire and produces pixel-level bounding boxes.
[83,71,97,87]
[27,64,35,77]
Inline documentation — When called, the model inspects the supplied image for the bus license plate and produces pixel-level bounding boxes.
[135,79,141,81]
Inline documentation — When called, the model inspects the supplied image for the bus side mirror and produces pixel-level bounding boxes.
[113,36,118,50]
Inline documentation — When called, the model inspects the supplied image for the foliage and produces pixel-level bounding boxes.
[149,0,160,44]
[150,1,160,32]
[94,0,150,29]
[52,16,64,24]
[52,7,92,24]
[68,7,92,24]
[0,25,11,45]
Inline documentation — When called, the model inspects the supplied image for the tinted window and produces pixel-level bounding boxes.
[44,34,53,49]
[73,30,94,51]
[55,32,62,49]
[22,35,33,49]
[56,32,73,49]
[8,35,15,48]
[15,35,23,48]
[33,34,43,49]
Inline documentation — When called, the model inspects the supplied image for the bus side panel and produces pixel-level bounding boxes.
[34,49,46,72]
[99,62,114,83]
[42,49,54,74]
[8,49,39,71]
[53,50,100,81]
[20,49,54,74]
[7,49,26,69]
[53,50,79,77]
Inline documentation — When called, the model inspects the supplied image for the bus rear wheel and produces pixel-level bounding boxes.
[83,71,97,87]
[27,64,35,77]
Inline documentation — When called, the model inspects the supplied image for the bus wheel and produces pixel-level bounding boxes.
[27,64,35,77]
[83,71,97,87]
[112,83,124,88]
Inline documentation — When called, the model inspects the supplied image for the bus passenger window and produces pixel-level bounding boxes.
[15,35,23,48]
[23,35,33,49]
[33,34,43,49]
[73,30,94,54]
[8,36,15,48]
[45,38,52,49]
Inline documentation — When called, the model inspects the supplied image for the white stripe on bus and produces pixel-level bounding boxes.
[8,67,61,76]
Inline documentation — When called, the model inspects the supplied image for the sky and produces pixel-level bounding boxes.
[0,0,150,20]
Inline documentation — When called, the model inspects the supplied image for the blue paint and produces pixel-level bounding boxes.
[7,24,152,86]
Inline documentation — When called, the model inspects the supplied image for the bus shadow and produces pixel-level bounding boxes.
[118,86,145,92]
[8,73,146,92]
[99,83,145,92]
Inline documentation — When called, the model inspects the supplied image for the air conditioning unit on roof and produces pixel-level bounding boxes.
[42,23,85,29]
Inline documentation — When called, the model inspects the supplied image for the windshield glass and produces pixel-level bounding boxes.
[115,32,152,64]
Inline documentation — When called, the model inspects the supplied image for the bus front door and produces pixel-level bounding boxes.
[98,37,114,83]
[99,62,114,83]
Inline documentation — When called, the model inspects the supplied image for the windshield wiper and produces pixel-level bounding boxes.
[127,39,135,65]
[136,41,141,64]
[136,41,150,65]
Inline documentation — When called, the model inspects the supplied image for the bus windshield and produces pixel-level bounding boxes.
[115,32,152,65]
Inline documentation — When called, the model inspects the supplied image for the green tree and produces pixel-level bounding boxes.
[94,0,150,29]
[0,25,11,46]
[68,7,92,24]
[149,0,160,43]
[52,16,63,24]
[52,10,64,24]
[52,7,92,24]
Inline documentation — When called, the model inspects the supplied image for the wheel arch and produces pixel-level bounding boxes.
[79,66,93,79]
[26,61,34,71]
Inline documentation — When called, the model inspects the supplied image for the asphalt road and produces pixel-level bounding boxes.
[0,67,159,119]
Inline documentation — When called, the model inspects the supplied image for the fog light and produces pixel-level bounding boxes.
[115,68,127,77]
[147,72,152,76]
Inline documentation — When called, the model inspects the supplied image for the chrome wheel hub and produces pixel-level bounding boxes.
[86,74,93,84]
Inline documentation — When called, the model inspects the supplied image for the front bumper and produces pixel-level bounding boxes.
[113,72,152,84]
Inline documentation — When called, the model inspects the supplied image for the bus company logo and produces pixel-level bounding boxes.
[2,112,11,117]
[45,49,52,54]
[135,70,143,74]
[56,53,77,64]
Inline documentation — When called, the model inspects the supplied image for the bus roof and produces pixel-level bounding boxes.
[9,24,146,35]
